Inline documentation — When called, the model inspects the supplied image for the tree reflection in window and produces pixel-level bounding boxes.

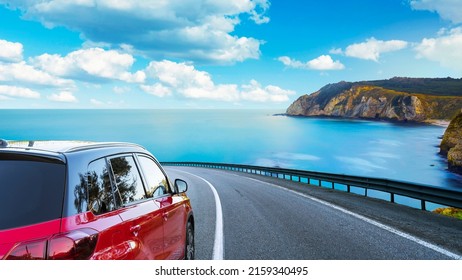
[137,155,170,198]
[74,158,114,215]
[110,156,146,205]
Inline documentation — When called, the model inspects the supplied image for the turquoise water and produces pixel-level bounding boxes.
[1,109,461,190]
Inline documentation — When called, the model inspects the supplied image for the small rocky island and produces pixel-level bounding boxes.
[286,77,462,123]
[440,112,462,175]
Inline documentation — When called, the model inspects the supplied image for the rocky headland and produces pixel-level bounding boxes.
[286,77,462,123]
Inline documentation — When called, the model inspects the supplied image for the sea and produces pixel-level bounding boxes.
[1,109,461,191]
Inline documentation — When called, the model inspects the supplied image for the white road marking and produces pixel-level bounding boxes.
[175,170,224,260]
[233,174,462,260]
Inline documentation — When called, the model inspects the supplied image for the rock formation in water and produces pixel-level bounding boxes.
[286,77,462,122]
[440,111,462,175]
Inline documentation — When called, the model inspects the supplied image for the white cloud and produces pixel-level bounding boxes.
[0,61,75,88]
[140,83,172,98]
[241,80,295,102]
[278,55,345,70]
[307,55,345,70]
[143,60,294,102]
[0,39,23,62]
[343,38,408,61]
[146,60,214,89]
[278,56,303,68]
[31,48,146,83]
[0,85,40,99]
[47,91,77,102]
[329,48,343,55]
[414,27,462,71]
[2,0,270,63]
[411,0,462,24]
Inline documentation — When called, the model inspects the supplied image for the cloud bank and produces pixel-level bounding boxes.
[0,38,295,105]
[0,0,271,64]
[143,60,295,102]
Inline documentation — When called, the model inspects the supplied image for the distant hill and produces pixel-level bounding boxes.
[286,77,462,122]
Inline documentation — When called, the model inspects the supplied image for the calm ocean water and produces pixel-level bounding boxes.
[1,109,461,190]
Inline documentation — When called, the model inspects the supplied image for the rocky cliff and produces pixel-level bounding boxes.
[286,78,462,122]
[440,112,462,174]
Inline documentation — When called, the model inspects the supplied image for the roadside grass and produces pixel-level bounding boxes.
[433,207,462,220]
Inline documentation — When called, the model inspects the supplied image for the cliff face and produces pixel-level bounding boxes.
[440,112,462,174]
[287,79,462,122]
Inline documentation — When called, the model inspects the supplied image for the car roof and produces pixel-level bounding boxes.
[0,140,146,158]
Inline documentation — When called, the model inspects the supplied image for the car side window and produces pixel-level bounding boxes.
[109,155,147,205]
[137,155,170,198]
[87,158,115,215]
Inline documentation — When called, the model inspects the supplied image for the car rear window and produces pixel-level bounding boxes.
[0,155,66,230]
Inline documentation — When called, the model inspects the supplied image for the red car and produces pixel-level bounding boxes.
[0,140,194,260]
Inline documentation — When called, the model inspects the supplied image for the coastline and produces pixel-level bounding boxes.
[280,113,450,127]
[424,119,450,127]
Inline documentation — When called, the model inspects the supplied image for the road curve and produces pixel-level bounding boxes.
[164,166,462,260]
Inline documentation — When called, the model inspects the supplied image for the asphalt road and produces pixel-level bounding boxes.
[165,166,462,260]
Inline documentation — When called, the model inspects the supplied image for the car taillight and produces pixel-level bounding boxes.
[47,228,98,260]
[5,239,47,260]
[5,228,98,260]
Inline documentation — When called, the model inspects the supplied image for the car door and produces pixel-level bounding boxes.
[108,154,164,259]
[136,155,188,259]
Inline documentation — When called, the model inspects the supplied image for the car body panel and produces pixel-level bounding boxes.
[0,220,61,259]
[160,195,191,259]
[116,200,164,260]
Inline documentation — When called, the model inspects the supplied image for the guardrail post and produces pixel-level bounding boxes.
[390,193,395,203]
[421,200,426,211]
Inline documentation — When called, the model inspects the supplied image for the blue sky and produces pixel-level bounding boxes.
[0,0,461,109]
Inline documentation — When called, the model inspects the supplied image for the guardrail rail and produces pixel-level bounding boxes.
[162,161,462,211]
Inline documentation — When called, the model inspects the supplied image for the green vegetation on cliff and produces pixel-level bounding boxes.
[363,77,462,97]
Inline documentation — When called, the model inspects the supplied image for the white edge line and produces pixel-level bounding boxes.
[174,169,224,260]
[235,174,462,260]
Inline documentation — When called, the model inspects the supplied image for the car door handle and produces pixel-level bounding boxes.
[163,212,169,221]
[130,225,141,237]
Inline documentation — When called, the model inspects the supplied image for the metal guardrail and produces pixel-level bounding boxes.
[161,161,462,211]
